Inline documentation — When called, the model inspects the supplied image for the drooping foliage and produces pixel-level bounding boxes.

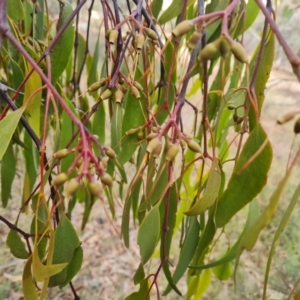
[0,0,300,299]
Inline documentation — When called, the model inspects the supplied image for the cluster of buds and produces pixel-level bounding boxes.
[51,145,116,198]
[172,19,248,63]
[227,104,245,124]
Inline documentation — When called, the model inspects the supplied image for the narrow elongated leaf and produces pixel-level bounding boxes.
[189,199,260,270]
[6,230,29,259]
[1,142,16,207]
[0,106,25,160]
[164,217,199,295]
[215,123,272,227]
[151,0,163,19]
[24,62,42,137]
[133,263,145,285]
[159,0,195,24]
[50,0,75,83]
[49,215,81,287]
[23,257,38,300]
[249,30,275,131]
[185,158,221,215]
[137,205,160,265]
[263,181,300,298]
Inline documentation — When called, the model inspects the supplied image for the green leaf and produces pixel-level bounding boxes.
[164,217,199,295]
[24,62,42,137]
[137,205,160,265]
[59,97,78,173]
[1,142,16,207]
[194,269,212,299]
[30,217,48,261]
[215,123,273,227]
[60,246,83,288]
[22,257,38,300]
[133,263,145,285]
[0,106,25,160]
[159,0,195,24]
[6,230,29,259]
[263,181,300,297]
[213,262,232,281]
[185,158,221,215]
[111,101,123,155]
[249,30,275,131]
[119,69,147,165]
[124,279,149,300]
[189,199,260,270]
[32,242,68,282]
[151,0,163,19]
[7,0,24,22]
[48,215,81,287]
[50,0,75,83]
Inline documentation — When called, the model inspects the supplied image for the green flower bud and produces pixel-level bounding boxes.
[135,34,145,50]
[219,38,230,57]
[100,89,112,100]
[52,172,68,187]
[104,147,116,159]
[146,137,162,156]
[172,20,194,37]
[109,29,119,45]
[230,42,248,63]
[165,144,179,162]
[63,178,80,197]
[199,42,218,62]
[100,173,113,186]
[114,90,124,103]
[187,139,201,153]
[89,181,104,198]
[53,148,70,159]
[144,28,158,40]
[130,85,141,99]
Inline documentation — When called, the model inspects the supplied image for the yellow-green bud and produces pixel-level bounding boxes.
[104,147,116,159]
[126,127,140,135]
[100,89,112,100]
[180,139,187,149]
[146,137,162,156]
[172,20,194,37]
[101,156,109,169]
[114,90,124,103]
[187,139,201,153]
[137,130,144,141]
[88,78,107,92]
[133,81,143,91]
[135,34,145,50]
[219,38,230,57]
[146,132,157,141]
[62,178,80,197]
[199,42,218,62]
[89,181,104,198]
[100,173,113,186]
[52,172,68,187]
[230,42,248,63]
[165,144,179,162]
[144,28,158,40]
[109,29,119,45]
[130,85,141,99]
[187,31,201,49]
[227,104,236,110]
[53,148,70,159]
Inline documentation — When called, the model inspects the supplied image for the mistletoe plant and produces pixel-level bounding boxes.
[0,0,300,299]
